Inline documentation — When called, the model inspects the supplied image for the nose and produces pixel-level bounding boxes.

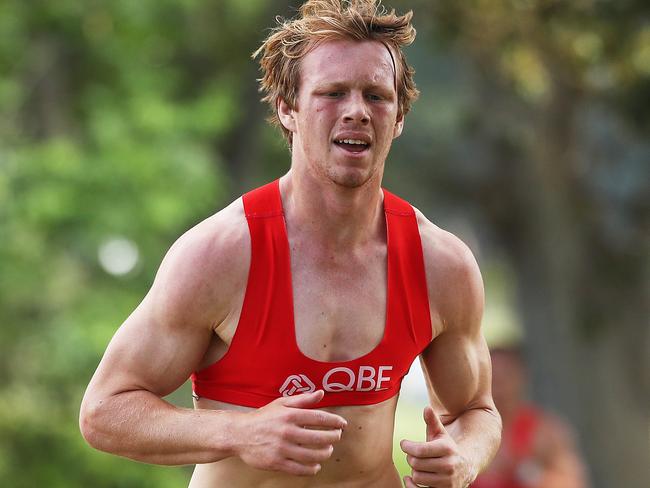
[342,92,370,125]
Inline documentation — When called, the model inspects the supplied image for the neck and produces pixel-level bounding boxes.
[279,167,385,251]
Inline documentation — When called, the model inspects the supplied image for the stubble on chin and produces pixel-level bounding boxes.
[307,147,383,189]
[326,166,375,188]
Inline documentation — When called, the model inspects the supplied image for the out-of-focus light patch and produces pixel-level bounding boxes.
[632,36,650,76]
[400,360,429,403]
[572,32,603,62]
[483,301,522,348]
[98,237,139,276]
[501,45,550,102]
[586,65,616,90]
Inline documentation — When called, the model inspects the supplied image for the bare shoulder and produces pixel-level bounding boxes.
[148,197,250,331]
[413,207,485,334]
[167,197,249,277]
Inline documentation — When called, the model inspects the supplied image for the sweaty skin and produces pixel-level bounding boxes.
[80,39,500,488]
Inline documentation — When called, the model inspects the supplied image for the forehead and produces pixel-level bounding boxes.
[299,39,395,89]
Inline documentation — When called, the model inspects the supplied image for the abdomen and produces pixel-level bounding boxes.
[189,396,402,488]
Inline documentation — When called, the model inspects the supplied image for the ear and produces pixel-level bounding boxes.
[392,112,404,139]
[277,97,297,134]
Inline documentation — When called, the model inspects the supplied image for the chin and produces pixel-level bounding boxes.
[327,166,374,188]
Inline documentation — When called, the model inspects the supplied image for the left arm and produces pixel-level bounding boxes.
[401,222,502,488]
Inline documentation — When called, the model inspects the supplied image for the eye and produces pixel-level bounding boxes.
[325,91,344,98]
[367,93,383,101]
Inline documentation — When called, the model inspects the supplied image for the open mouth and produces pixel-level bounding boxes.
[333,138,370,153]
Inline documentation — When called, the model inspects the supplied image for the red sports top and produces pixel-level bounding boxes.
[191,180,432,408]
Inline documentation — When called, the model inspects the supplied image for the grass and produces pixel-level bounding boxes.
[392,398,428,478]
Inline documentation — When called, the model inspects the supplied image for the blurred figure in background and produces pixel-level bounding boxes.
[472,347,589,488]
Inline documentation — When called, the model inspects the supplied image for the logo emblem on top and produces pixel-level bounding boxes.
[279,374,316,397]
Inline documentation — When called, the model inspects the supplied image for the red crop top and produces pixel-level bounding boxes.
[191,180,432,408]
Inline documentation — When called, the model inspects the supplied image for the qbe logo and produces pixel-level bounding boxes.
[279,374,316,397]
[279,366,393,397]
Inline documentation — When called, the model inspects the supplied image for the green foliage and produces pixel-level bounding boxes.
[0,0,275,485]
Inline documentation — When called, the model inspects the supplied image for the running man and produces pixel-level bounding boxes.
[80,1,502,487]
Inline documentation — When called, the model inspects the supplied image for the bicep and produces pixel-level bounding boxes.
[418,230,493,418]
[420,329,493,419]
[90,295,213,399]
[86,234,224,400]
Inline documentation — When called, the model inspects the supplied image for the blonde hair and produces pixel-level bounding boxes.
[253,0,419,143]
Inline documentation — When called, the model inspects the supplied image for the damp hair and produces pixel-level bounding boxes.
[252,0,419,144]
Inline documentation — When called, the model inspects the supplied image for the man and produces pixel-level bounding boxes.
[472,347,588,488]
[79,1,502,487]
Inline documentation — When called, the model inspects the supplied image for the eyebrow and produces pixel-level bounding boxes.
[314,81,394,93]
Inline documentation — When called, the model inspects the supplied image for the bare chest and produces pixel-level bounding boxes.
[290,245,387,362]
[201,240,388,368]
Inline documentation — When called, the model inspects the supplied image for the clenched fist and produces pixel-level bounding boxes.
[234,390,347,476]
[400,406,473,488]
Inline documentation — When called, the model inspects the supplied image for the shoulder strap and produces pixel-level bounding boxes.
[383,189,415,216]
[383,189,433,350]
[243,179,283,218]
[236,179,292,347]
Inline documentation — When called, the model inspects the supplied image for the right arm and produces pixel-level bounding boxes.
[79,202,346,473]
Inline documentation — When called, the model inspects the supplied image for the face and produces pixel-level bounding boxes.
[278,39,404,188]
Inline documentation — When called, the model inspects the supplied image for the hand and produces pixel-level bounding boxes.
[235,390,347,476]
[400,406,473,488]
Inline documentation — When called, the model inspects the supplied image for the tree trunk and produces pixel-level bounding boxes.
[505,70,650,488]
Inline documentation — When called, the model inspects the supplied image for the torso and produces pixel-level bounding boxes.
[188,179,448,487]
[189,396,402,488]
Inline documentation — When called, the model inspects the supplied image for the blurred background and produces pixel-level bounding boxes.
[0,0,648,487]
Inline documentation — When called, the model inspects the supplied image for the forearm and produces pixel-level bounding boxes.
[80,389,243,465]
[444,407,502,482]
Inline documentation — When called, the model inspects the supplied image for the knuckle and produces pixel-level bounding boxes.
[293,463,319,476]
[440,460,454,475]
[282,462,299,475]
[412,471,427,485]
[409,457,423,470]
[278,426,291,440]
[323,430,339,444]
[277,444,291,458]
[313,446,332,461]
[286,462,305,476]
[443,441,457,455]
[284,410,298,423]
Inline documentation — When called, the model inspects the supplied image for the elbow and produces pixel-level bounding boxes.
[79,397,109,451]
